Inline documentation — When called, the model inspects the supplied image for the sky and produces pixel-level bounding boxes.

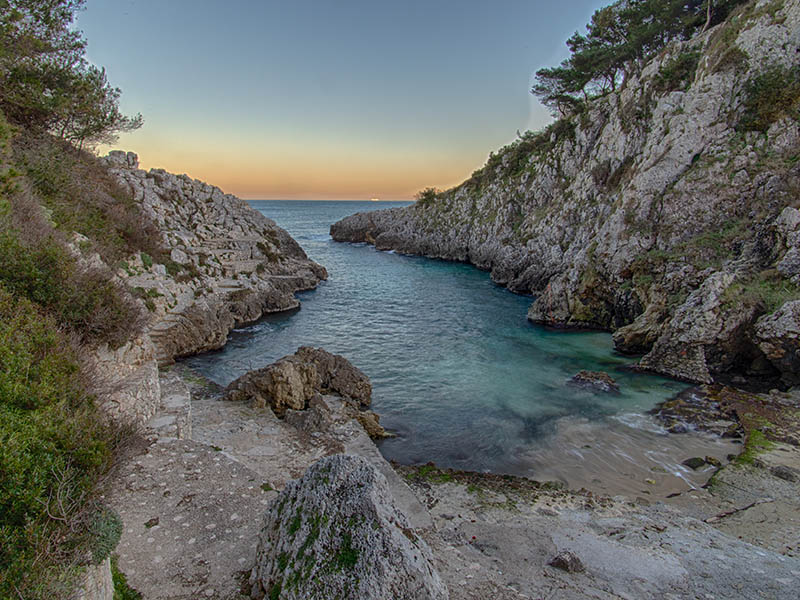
[77,0,607,200]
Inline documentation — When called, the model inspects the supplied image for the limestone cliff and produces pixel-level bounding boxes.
[104,151,327,366]
[332,0,800,385]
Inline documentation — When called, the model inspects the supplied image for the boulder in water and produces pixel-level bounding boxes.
[568,370,620,393]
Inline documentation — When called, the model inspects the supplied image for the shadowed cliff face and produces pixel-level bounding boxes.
[332,0,800,386]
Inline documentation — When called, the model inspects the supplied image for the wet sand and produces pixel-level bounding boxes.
[517,414,742,499]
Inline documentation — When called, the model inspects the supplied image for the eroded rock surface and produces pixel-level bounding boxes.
[754,300,800,385]
[225,346,373,418]
[103,151,327,365]
[249,455,448,600]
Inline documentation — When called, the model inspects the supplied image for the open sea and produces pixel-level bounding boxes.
[185,200,738,495]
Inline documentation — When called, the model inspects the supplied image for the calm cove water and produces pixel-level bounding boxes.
[185,200,738,495]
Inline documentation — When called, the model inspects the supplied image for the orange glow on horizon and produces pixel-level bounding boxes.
[104,125,494,201]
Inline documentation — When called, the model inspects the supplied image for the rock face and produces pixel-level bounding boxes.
[103,152,327,364]
[249,454,448,600]
[225,346,372,415]
[331,1,800,385]
[225,346,389,438]
[75,557,113,600]
[753,300,800,385]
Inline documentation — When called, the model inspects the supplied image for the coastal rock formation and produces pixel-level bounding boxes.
[225,346,387,437]
[225,347,372,413]
[753,300,800,385]
[249,454,448,600]
[104,151,327,364]
[331,0,800,385]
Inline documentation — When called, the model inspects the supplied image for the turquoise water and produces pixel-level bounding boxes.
[185,200,689,477]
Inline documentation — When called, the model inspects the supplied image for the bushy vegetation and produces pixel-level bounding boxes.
[653,50,701,92]
[0,286,121,598]
[724,269,800,313]
[467,119,577,191]
[11,129,165,263]
[0,2,152,595]
[531,0,749,115]
[737,64,800,132]
[414,186,441,206]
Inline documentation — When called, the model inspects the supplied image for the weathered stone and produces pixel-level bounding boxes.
[682,457,706,470]
[548,550,585,573]
[753,301,800,385]
[294,346,372,406]
[771,465,798,482]
[355,410,392,439]
[568,370,620,393]
[249,455,448,600]
[225,347,372,416]
[75,557,113,600]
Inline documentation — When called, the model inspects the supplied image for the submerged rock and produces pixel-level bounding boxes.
[682,457,706,470]
[568,370,620,393]
[249,454,448,600]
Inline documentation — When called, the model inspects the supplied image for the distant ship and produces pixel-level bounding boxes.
[370,197,380,202]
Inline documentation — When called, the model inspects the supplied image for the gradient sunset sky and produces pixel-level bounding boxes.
[78,0,607,200]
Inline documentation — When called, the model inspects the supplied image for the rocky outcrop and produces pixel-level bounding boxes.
[225,346,372,412]
[103,151,327,364]
[753,300,800,385]
[249,454,448,600]
[331,0,800,385]
[225,346,388,437]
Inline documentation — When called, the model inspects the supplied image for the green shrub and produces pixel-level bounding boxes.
[89,507,123,564]
[0,287,116,598]
[0,227,143,347]
[414,187,441,206]
[738,65,800,132]
[654,51,700,93]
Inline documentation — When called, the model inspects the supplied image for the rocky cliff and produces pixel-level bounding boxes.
[82,152,326,427]
[332,0,800,385]
[104,151,327,366]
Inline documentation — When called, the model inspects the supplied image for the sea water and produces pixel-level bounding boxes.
[185,200,738,495]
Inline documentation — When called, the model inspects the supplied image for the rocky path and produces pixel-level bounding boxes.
[107,363,800,600]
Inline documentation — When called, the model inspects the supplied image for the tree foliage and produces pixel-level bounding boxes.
[531,0,749,115]
[0,0,142,148]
